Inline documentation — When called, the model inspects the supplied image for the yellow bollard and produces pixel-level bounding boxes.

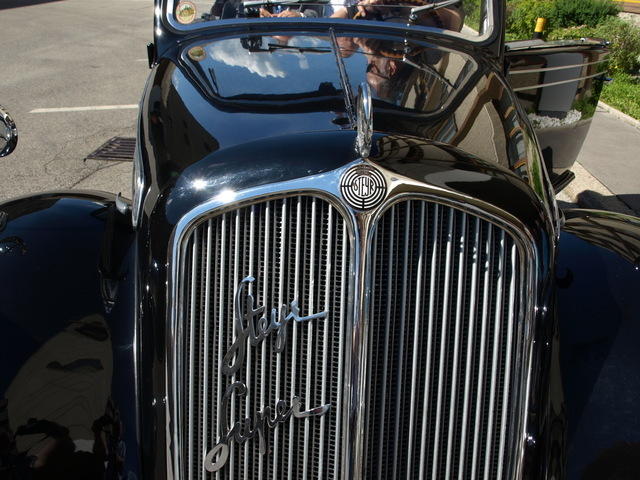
[533,17,547,39]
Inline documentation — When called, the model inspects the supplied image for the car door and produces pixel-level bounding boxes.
[504,39,609,176]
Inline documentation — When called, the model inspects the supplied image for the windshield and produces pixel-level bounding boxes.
[181,34,475,112]
[165,0,489,39]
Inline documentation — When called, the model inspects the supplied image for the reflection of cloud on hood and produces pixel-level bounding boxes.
[208,40,286,78]
[297,55,309,70]
[289,35,322,47]
[286,36,320,70]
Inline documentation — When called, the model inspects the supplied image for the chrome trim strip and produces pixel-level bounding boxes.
[512,71,604,91]
[166,160,540,480]
[509,58,608,75]
[345,192,367,480]
[376,206,394,480]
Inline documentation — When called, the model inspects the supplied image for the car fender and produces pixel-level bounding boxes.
[0,191,139,479]
[557,209,640,479]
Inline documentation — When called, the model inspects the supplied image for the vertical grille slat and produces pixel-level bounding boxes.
[470,222,493,480]
[431,207,455,480]
[180,196,350,480]
[376,205,394,480]
[202,220,212,480]
[303,198,316,480]
[406,201,426,476]
[318,205,333,479]
[483,230,506,480]
[243,206,255,480]
[457,217,481,479]
[287,197,302,480]
[334,221,347,480]
[418,202,440,478]
[496,243,518,480]
[188,237,198,480]
[366,200,522,480]
[445,212,467,480]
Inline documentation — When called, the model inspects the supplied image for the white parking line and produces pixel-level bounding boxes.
[30,105,138,113]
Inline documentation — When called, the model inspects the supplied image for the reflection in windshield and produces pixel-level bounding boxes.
[210,39,288,78]
[170,0,483,36]
[182,35,473,114]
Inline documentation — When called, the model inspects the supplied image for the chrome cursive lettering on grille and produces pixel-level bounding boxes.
[204,382,330,472]
[222,276,329,376]
[204,276,331,473]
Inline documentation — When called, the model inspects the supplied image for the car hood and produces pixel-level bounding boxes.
[140,29,553,232]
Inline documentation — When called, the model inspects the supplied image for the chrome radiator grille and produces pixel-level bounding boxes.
[365,199,521,480]
[178,196,351,480]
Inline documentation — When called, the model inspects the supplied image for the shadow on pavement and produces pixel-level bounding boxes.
[0,0,64,10]
[617,194,640,217]
[574,190,640,217]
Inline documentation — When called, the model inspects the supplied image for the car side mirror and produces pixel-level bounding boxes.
[0,106,18,158]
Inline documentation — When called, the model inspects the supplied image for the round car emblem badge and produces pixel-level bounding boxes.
[340,164,387,210]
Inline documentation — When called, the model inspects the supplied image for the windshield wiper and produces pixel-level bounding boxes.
[329,28,356,127]
[266,43,332,53]
[409,0,460,22]
[401,56,454,89]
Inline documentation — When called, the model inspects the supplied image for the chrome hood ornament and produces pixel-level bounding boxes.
[355,82,373,158]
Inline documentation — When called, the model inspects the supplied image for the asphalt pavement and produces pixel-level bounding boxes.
[0,0,152,200]
[1,0,639,218]
[559,105,640,216]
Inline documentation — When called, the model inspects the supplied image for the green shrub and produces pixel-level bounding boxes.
[462,0,482,32]
[506,0,619,40]
[506,0,555,39]
[550,0,619,28]
[549,17,640,73]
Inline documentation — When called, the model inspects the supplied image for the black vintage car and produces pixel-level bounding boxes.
[1,0,640,478]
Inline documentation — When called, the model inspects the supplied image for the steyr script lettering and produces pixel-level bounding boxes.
[222,276,329,376]
[204,276,331,473]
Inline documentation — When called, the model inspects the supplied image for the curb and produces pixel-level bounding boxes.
[598,101,640,130]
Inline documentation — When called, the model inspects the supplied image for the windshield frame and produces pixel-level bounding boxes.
[158,0,502,50]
